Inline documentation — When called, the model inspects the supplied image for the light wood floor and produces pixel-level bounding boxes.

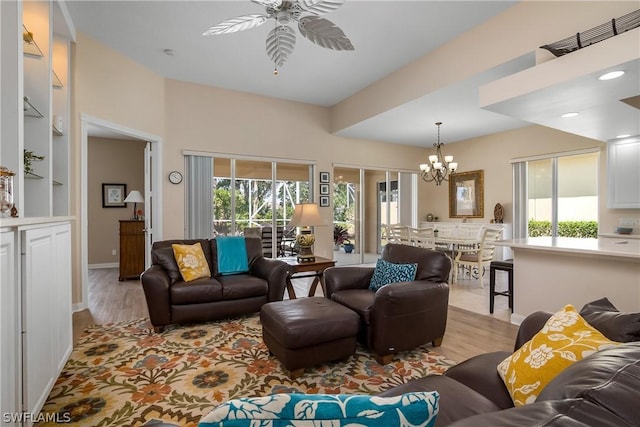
[74,268,518,363]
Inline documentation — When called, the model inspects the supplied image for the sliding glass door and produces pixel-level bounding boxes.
[334,166,418,265]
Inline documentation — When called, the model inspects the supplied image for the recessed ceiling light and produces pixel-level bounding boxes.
[561,112,579,118]
[598,71,624,80]
[616,134,631,139]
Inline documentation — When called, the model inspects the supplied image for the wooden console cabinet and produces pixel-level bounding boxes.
[119,220,145,281]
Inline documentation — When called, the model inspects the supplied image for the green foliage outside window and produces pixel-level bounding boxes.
[528,220,598,238]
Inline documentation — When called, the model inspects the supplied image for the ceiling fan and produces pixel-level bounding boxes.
[203,0,354,73]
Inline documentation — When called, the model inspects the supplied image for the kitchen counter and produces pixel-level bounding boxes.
[498,237,640,260]
[496,237,640,325]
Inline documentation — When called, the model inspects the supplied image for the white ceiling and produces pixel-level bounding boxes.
[66,1,640,146]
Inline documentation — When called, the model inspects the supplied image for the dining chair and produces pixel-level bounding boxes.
[409,227,436,249]
[389,224,411,245]
[452,227,503,288]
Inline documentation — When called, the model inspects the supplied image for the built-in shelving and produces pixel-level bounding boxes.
[22,25,43,57]
[25,172,44,180]
[52,70,63,88]
[23,96,43,118]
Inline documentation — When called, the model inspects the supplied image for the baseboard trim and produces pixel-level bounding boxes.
[89,262,118,269]
[510,313,526,325]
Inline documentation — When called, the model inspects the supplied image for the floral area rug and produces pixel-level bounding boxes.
[38,313,455,427]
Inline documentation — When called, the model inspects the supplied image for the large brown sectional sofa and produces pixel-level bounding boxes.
[378,306,640,426]
[141,237,289,332]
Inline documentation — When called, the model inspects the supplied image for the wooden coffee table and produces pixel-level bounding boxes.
[281,256,336,299]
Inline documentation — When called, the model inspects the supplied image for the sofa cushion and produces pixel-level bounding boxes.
[377,374,501,427]
[537,342,640,426]
[497,304,620,406]
[446,398,632,427]
[580,297,640,343]
[331,289,375,325]
[217,274,268,300]
[198,392,439,427]
[172,242,212,282]
[152,239,212,283]
[369,258,417,291]
[170,277,222,305]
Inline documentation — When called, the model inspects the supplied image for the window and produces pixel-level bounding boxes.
[513,150,599,239]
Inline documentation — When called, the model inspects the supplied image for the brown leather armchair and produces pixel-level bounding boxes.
[324,243,451,364]
[141,237,289,332]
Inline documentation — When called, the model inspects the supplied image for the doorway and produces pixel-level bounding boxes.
[79,114,162,311]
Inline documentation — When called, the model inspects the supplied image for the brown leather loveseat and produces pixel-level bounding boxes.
[141,237,289,332]
[378,306,640,426]
[324,243,451,364]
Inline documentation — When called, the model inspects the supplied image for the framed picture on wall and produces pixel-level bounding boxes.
[102,183,127,208]
[319,183,330,195]
[319,196,330,207]
[319,171,330,183]
[449,170,484,218]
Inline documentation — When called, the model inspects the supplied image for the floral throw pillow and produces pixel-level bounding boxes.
[172,242,211,282]
[368,258,418,291]
[497,304,620,406]
[198,392,439,427]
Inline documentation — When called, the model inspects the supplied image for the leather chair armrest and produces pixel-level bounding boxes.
[444,351,514,410]
[324,266,375,298]
[141,265,172,329]
[514,311,553,350]
[373,280,448,315]
[370,280,449,354]
[250,257,289,302]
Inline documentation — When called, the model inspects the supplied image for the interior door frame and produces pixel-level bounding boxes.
[78,114,163,311]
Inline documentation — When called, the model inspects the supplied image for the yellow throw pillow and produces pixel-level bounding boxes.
[172,242,211,282]
[497,304,620,406]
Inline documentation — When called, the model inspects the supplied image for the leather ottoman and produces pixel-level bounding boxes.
[260,297,360,379]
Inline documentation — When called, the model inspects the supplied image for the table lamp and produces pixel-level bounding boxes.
[287,202,326,262]
[123,190,144,220]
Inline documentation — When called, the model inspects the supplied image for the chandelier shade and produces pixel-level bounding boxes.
[419,122,458,186]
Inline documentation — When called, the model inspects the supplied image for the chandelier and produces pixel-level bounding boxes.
[419,122,458,186]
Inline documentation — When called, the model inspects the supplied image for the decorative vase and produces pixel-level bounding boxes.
[343,240,354,253]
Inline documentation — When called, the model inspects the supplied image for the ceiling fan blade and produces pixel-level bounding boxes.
[203,14,268,36]
[299,0,345,15]
[266,25,296,67]
[251,0,283,9]
[298,16,354,50]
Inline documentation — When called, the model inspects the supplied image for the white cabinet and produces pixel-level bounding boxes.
[607,137,640,209]
[21,222,72,420]
[1,230,20,425]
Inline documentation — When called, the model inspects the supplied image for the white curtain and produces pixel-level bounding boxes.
[185,155,213,238]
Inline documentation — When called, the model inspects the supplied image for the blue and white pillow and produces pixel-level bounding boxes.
[198,392,439,427]
[369,258,418,291]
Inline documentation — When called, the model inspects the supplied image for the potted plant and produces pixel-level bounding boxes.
[24,149,45,175]
[343,239,355,253]
[334,224,349,248]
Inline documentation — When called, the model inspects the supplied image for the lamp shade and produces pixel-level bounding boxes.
[124,190,144,203]
[287,203,325,228]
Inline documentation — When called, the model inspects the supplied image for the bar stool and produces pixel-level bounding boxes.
[489,259,513,313]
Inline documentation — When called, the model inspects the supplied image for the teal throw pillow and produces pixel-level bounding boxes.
[369,258,418,291]
[198,392,439,427]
